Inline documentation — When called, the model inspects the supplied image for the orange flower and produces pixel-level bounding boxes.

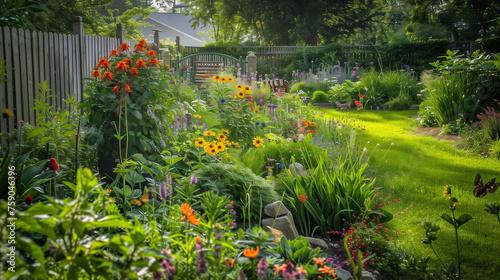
[130,199,142,206]
[359,94,364,99]
[253,107,258,111]
[141,192,148,204]
[134,44,145,52]
[181,203,193,216]
[109,49,120,58]
[97,57,110,69]
[243,246,259,259]
[187,213,200,225]
[309,122,316,127]
[91,69,101,78]
[138,39,147,46]
[102,71,114,81]
[146,50,157,57]
[148,58,159,67]
[298,192,308,203]
[119,43,130,52]
[297,265,307,275]
[354,100,361,107]
[225,259,234,267]
[123,59,133,65]
[116,61,129,72]
[313,257,326,266]
[124,84,131,93]
[112,85,120,95]
[195,236,202,244]
[302,120,309,127]
[318,265,335,277]
[248,101,253,105]
[129,67,139,77]
[274,264,287,276]
[136,58,146,68]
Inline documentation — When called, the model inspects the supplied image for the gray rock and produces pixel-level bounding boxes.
[362,271,376,280]
[262,212,299,240]
[335,267,354,280]
[410,104,420,110]
[304,237,328,251]
[289,162,306,178]
[264,201,290,217]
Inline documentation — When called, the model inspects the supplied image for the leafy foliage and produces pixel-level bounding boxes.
[192,163,279,223]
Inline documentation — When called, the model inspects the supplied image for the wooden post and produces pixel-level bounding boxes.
[246,51,257,75]
[73,16,84,101]
[73,16,84,38]
[153,29,161,50]
[116,23,124,44]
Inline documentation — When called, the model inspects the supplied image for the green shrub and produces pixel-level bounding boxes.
[489,140,500,160]
[192,163,279,223]
[425,71,485,126]
[282,152,376,237]
[310,91,329,103]
[360,70,422,109]
[417,99,439,127]
[290,81,308,95]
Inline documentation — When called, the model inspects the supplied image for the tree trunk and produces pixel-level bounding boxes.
[306,27,318,45]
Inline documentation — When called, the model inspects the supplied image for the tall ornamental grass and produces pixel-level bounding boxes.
[424,72,485,126]
[360,70,422,109]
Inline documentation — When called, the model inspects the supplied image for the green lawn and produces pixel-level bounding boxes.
[325,109,500,280]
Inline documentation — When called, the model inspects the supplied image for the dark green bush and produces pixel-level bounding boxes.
[311,91,329,103]
[192,163,279,223]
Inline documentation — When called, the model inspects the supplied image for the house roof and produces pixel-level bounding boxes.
[141,13,212,45]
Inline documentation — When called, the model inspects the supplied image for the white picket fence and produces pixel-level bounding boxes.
[0,25,135,134]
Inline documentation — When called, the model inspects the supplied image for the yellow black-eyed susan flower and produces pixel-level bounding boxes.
[215,141,226,152]
[203,131,216,136]
[217,133,227,141]
[194,138,206,147]
[253,136,263,148]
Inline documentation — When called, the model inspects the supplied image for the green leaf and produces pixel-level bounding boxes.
[455,214,473,228]
[440,213,454,226]
[130,110,142,120]
[63,130,77,136]
[27,127,46,138]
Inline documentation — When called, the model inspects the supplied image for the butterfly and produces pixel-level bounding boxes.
[473,174,500,198]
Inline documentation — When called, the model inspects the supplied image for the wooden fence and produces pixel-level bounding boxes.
[0,22,135,134]
[184,42,477,71]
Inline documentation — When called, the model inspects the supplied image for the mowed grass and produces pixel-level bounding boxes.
[324,109,500,280]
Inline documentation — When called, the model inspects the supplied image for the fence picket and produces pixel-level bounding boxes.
[25,29,35,125]
[0,27,6,133]
[3,27,15,131]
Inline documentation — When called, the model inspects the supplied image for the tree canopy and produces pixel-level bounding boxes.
[0,0,154,40]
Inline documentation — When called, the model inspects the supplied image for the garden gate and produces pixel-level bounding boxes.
[177,53,247,84]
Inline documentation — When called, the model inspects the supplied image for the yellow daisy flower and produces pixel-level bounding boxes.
[253,136,263,148]
[204,142,218,155]
[244,86,252,94]
[237,91,245,98]
[220,76,227,82]
[194,137,206,147]
[217,133,227,141]
[193,114,202,118]
[212,75,221,82]
[235,85,243,89]
[215,141,226,152]
[222,129,229,134]
[203,131,216,136]
[227,77,234,82]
